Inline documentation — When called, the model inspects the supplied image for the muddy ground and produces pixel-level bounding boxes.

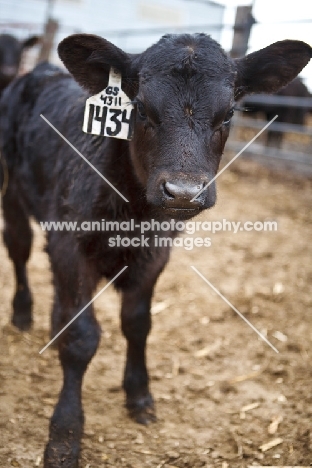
[0,157,312,468]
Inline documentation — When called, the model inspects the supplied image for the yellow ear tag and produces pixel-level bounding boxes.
[83,67,134,140]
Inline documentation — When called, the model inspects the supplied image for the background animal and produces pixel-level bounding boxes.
[243,77,312,147]
[0,33,40,95]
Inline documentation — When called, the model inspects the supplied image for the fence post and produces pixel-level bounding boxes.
[230,5,255,58]
[37,17,59,63]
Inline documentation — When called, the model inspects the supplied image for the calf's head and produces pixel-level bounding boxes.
[0,34,40,91]
[58,34,311,219]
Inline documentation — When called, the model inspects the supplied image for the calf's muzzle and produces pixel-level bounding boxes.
[159,178,215,213]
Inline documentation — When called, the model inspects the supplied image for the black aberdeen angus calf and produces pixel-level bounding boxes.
[0,33,311,467]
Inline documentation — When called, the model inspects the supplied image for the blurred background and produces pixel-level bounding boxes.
[0,0,312,171]
[0,0,311,88]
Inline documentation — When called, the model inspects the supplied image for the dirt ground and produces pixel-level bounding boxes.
[0,157,312,468]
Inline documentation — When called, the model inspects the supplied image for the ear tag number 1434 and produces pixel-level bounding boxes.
[83,68,134,140]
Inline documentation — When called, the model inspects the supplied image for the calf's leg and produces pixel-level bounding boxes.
[44,307,100,468]
[2,190,33,330]
[50,291,61,341]
[267,129,283,148]
[121,255,169,424]
[44,237,100,468]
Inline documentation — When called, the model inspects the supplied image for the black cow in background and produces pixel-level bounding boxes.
[243,77,312,147]
[0,33,40,95]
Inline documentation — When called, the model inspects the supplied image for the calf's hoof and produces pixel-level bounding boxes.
[12,313,32,331]
[44,439,80,468]
[126,393,157,425]
[12,290,32,330]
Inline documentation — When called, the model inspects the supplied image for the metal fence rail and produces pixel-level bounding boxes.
[242,95,312,108]
[226,95,312,177]
[227,140,311,165]
[233,117,312,136]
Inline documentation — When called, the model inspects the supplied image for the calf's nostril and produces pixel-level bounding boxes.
[163,182,175,199]
[192,182,206,199]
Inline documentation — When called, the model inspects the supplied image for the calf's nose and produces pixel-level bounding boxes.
[162,181,205,207]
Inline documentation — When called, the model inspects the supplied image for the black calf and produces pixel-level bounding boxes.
[0,34,311,467]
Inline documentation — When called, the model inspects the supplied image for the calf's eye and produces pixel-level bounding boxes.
[223,108,234,125]
[136,101,147,120]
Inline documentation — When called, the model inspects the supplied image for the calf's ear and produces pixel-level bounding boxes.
[22,35,41,48]
[58,34,138,96]
[234,40,312,99]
